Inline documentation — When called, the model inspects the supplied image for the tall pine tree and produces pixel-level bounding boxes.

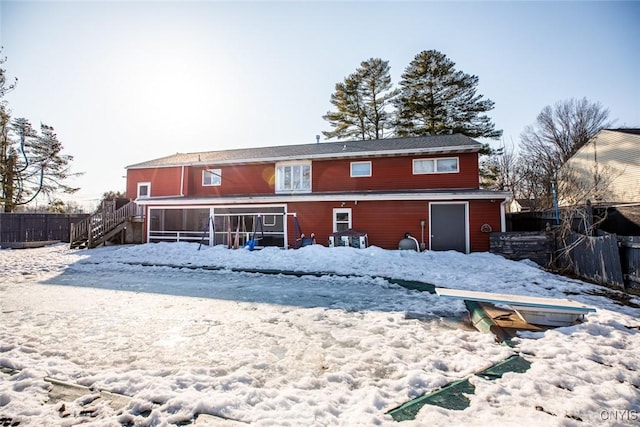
[0,56,79,212]
[323,58,397,140]
[394,50,501,139]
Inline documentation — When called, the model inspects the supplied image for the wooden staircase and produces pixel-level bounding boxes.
[70,201,139,249]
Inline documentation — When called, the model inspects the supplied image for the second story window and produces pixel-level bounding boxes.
[350,161,372,177]
[137,182,151,198]
[413,157,459,174]
[203,169,222,186]
[276,162,311,192]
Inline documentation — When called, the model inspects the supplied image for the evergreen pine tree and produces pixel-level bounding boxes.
[323,58,397,140]
[394,50,501,139]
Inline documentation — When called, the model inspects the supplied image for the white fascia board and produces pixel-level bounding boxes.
[126,145,481,170]
[135,191,511,206]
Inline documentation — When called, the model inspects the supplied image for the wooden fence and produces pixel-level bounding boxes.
[506,212,557,232]
[0,213,88,245]
[559,231,626,291]
[492,229,640,295]
[489,232,556,267]
[618,235,640,294]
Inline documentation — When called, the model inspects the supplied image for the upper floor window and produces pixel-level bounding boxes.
[203,169,222,186]
[276,162,311,192]
[137,182,151,198]
[413,157,459,174]
[350,161,372,177]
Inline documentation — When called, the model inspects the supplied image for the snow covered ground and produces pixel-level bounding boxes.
[0,242,639,426]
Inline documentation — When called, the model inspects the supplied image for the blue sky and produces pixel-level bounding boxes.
[1,1,638,208]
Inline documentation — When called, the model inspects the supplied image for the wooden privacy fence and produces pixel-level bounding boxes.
[560,232,625,291]
[0,213,88,245]
[489,232,556,267]
[491,230,640,295]
[618,235,640,294]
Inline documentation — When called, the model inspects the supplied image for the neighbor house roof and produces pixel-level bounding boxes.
[126,134,482,169]
[607,128,640,136]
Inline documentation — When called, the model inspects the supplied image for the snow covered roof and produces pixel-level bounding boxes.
[126,134,482,169]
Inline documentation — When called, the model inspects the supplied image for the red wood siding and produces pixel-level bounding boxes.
[285,202,334,245]
[140,197,502,252]
[468,200,503,252]
[313,153,479,192]
[187,164,275,196]
[129,152,481,199]
[289,199,499,251]
[290,200,428,250]
[126,167,183,198]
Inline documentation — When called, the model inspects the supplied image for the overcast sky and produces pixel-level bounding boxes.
[1,1,638,209]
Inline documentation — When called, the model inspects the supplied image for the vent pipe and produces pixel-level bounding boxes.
[315,135,320,144]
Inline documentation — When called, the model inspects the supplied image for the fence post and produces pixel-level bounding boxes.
[88,216,93,248]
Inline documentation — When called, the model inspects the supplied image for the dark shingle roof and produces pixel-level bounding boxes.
[607,128,640,136]
[126,134,481,169]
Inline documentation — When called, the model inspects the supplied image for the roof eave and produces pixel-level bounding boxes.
[125,144,481,170]
[134,190,511,205]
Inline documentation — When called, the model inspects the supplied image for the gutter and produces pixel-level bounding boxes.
[134,190,513,206]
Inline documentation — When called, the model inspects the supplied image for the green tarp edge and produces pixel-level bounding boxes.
[387,301,531,422]
[388,378,475,421]
[387,355,531,422]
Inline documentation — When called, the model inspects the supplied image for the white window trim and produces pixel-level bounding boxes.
[412,157,459,175]
[137,182,151,198]
[333,208,352,232]
[275,161,312,193]
[202,169,222,187]
[350,161,372,177]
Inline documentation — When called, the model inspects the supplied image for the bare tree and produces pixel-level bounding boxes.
[518,98,612,208]
[480,139,519,194]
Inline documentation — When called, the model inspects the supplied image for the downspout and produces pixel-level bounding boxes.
[500,199,508,232]
[144,204,150,244]
[551,183,560,225]
[180,165,185,197]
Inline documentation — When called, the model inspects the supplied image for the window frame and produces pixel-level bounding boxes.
[137,182,151,198]
[350,161,372,178]
[333,208,352,232]
[412,157,460,175]
[202,168,222,187]
[275,161,312,193]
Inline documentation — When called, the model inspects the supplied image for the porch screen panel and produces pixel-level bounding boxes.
[212,206,285,248]
[148,208,209,243]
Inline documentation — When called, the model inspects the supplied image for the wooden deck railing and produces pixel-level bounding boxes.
[70,201,138,248]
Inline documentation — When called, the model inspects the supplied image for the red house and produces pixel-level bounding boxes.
[125,134,509,252]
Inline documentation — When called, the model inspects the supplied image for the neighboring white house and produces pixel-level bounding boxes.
[560,129,640,205]
[507,199,537,213]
